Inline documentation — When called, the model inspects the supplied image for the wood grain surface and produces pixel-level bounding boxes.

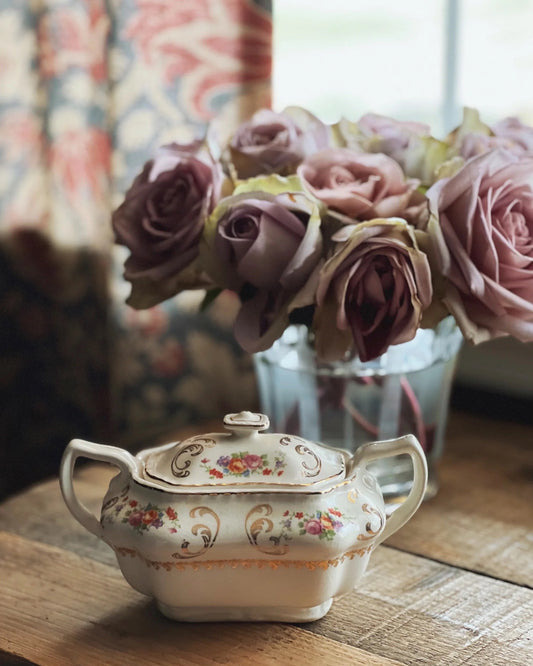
[0,410,532,665]
[0,531,400,666]
[0,529,530,666]
[387,412,533,586]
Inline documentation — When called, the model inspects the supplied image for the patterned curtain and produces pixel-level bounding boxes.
[0,0,272,244]
[0,0,272,497]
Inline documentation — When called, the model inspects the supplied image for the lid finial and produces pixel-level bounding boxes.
[223,412,270,431]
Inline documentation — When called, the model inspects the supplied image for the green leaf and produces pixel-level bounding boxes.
[233,174,305,196]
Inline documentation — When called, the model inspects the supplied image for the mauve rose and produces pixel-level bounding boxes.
[314,219,433,362]
[228,107,329,179]
[112,141,221,308]
[202,183,323,352]
[492,117,533,154]
[426,149,533,344]
[297,147,418,220]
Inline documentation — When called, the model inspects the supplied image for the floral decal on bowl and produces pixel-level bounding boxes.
[281,508,345,542]
[102,487,180,535]
[121,501,181,535]
[200,451,286,479]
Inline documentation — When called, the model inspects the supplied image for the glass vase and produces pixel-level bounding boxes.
[254,318,463,503]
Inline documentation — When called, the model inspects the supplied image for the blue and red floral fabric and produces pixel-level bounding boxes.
[0,0,271,497]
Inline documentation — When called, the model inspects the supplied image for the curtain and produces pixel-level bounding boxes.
[0,0,272,498]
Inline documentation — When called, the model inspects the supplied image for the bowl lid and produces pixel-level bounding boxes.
[141,411,346,490]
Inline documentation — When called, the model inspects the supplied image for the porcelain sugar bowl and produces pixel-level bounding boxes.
[60,411,427,622]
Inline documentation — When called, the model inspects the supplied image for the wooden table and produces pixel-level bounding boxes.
[0,412,532,665]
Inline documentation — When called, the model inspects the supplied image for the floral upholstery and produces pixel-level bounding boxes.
[0,0,271,498]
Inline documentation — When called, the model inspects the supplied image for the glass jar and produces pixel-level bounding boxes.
[254,317,463,503]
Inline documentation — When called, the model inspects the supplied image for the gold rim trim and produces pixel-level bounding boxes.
[114,545,373,571]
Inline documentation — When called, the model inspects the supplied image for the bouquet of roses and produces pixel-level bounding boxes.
[112,106,533,363]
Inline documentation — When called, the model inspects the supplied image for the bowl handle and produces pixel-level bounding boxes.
[60,438,141,539]
[351,434,428,546]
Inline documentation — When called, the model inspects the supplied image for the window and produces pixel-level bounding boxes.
[273,0,533,134]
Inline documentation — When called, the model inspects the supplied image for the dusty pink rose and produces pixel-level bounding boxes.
[112,141,221,308]
[338,113,447,187]
[305,519,323,535]
[449,110,533,160]
[243,454,263,470]
[228,108,329,178]
[492,117,533,154]
[426,149,533,344]
[315,219,433,362]
[204,188,323,353]
[457,133,519,160]
[297,147,418,220]
[357,113,430,158]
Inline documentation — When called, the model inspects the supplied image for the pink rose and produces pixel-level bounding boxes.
[314,219,433,362]
[357,113,431,157]
[243,454,263,470]
[305,519,323,535]
[457,133,520,160]
[448,109,532,160]
[128,511,143,527]
[492,117,533,154]
[297,147,418,220]
[112,140,222,308]
[337,113,447,186]
[427,149,533,344]
[228,108,329,178]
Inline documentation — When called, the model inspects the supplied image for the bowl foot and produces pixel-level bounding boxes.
[156,599,333,623]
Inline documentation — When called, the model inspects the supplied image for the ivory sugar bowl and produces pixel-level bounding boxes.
[60,411,427,622]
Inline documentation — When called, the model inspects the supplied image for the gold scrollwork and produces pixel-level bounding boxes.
[278,436,323,477]
[347,489,358,504]
[170,438,216,478]
[295,444,322,478]
[245,504,289,556]
[173,506,220,559]
[357,503,384,541]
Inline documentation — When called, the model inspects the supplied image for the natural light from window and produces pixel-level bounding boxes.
[273,0,533,135]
